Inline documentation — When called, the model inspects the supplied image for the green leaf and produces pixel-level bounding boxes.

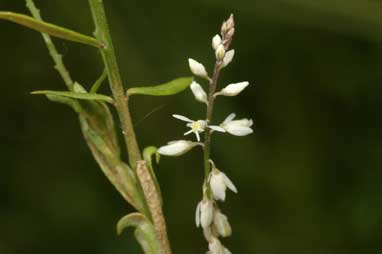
[45,94,82,113]
[0,12,99,48]
[116,212,147,235]
[31,90,114,103]
[127,77,193,96]
[117,213,160,254]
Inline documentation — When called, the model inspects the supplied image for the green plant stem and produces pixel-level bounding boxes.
[87,0,141,167]
[203,61,222,185]
[25,0,73,90]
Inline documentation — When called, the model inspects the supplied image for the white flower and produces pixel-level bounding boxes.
[190,81,208,104]
[212,34,222,50]
[222,49,235,68]
[173,114,207,141]
[210,168,237,201]
[195,199,214,228]
[188,58,208,78]
[215,44,226,60]
[220,113,253,136]
[213,210,232,237]
[215,81,249,97]
[157,140,201,156]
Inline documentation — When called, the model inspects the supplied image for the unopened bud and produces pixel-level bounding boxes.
[188,58,209,78]
[215,44,226,61]
[212,34,222,50]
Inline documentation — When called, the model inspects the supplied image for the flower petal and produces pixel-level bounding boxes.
[188,58,208,78]
[190,81,208,104]
[222,49,235,67]
[221,113,236,125]
[223,173,237,193]
[172,114,193,122]
[195,201,201,227]
[225,125,253,136]
[209,125,226,132]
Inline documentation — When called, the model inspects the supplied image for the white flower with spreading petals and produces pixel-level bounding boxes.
[215,81,249,97]
[220,113,253,136]
[210,168,237,201]
[195,199,214,228]
[222,49,235,67]
[157,140,201,156]
[173,114,224,141]
[190,81,208,104]
[188,58,208,79]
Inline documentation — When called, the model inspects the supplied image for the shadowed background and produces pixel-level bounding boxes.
[1,0,382,253]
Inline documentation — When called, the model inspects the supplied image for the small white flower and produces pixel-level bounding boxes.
[222,49,235,68]
[173,114,207,141]
[188,58,208,79]
[215,44,226,61]
[195,199,214,228]
[210,168,237,201]
[220,113,253,136]
[215,81,249,97]
[212,34,222,50]
[157,140,201,156]
[213,210,232,237]
[190,81,208,104]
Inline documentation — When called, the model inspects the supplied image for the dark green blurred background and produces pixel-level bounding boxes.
[1,0,382,253]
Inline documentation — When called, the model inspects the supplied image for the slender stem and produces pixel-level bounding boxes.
[26,0,73,90]
[203,61,223,183]
[87,0,141,167]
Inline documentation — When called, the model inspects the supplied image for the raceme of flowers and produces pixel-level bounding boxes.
[157,14,253,254]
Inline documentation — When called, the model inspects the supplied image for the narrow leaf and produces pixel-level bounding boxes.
[45,94,82,113]
[90,68,108,93]
[117,213,147,235]
[127,77,193,96]
[0,12,99,48]
[31,90,114,103]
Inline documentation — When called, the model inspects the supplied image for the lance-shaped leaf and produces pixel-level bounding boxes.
[127,77,193,96]
[31,90,114,103]
[0,12,99,48]
[117,213,160,254]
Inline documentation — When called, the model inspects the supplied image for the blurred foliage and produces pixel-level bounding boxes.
[1,0,382,253]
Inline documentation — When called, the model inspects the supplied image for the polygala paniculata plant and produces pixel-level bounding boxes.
[0,1,252,253]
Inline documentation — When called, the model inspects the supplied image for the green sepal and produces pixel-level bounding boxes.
[31,90,114,103]
[117,213,160,254]
[127,77,193,96]
[0,12,100,48]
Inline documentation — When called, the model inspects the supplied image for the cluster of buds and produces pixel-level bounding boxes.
[158,14,253,253]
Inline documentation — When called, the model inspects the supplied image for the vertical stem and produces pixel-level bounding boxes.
[26,0,73,90]
[87,0,141,167]
[203,62,222,182]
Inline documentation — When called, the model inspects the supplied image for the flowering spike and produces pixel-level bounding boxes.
[188,58,208,79]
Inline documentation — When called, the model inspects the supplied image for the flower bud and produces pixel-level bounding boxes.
[212,34,222,50]
[215,44,226,61]
[222,49,235,68]
[196,200,214,228]
[215,81,249,97]
[190,81,208,104]
[158,140,201,156]
[188,58,208,78]
[220,113,254,136]
[213,210,232,237]
[210,169,237,201]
